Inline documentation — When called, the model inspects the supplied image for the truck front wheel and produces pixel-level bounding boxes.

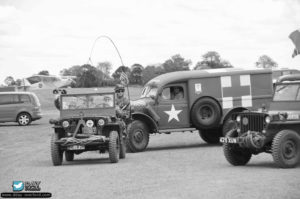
[272,130,300,168]
[126,120,150,152]
[223,130,252,166]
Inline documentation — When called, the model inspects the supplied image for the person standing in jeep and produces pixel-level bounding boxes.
[115,84,130,118]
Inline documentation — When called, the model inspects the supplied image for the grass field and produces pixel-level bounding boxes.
[32,86,143,111]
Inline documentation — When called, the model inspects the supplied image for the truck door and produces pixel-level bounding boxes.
[153,83,190,129]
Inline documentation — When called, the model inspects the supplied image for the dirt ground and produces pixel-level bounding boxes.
[0,110,299,199]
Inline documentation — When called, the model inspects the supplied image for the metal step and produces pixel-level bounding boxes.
[158,128,197,134]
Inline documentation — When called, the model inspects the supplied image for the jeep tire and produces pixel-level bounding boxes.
[119,135,126,159]
[191,98,221,129]
[223,130,252,166]
[51,133,63,166]
[272,130,300,168]
[109,131,120,163]
[65,151,74,161]
[126,120,149,153]
[222,117,237,136]
[199,128,222,144]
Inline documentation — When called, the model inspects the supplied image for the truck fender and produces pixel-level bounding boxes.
[132,112,158,133]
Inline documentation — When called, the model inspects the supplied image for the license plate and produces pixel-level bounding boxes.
[67,145,85,150]
[220,137,237,143]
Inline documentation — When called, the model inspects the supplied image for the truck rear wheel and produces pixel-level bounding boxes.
[126,120,149,153]
[223,130,252,166]
[272,130,300,168]
[51,133,63,166]
[109,131,120,163]
[191,98,221,129]
[199,128,222,144]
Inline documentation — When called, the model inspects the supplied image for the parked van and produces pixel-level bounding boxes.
[0,92,42,125]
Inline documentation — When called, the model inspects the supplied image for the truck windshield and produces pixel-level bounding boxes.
[61,94,114,109]
[140,86,158,98]
[273,84,300,101]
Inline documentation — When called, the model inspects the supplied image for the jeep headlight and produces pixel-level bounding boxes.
[62,120,69,128]
[86,120,94,127]
[236,116,241,122]
[98,119,105,126]
[265,116,271,123]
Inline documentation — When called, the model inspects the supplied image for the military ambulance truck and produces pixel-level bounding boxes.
[127,68,273,152]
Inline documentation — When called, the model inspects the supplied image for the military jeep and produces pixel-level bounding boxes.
[50,92,126,166]
[220,74,300,168]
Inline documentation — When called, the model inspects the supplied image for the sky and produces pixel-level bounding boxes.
[0,0,299,84]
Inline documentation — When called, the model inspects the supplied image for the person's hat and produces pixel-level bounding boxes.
[114,84,125,92]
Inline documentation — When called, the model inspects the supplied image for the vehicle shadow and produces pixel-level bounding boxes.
[145,142,221,152]
[246,161,300,169]
[0,123,40,127]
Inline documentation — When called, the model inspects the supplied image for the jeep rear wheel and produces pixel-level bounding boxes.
[199,128,222,144]
[191,98,221,129]
[51,133,63,166]
[65,151,74,161]
[272,130,300,168]
[119,135,126,159]
[109,131,120,163]
[126,120,149,153]
[17,112,32,126]
[223,130,252,166]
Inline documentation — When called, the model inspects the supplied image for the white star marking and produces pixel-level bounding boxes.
[164,104,182,122]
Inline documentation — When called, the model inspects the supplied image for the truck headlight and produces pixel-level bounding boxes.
[236,116,241,122]
[265,116,271,123]
[62,120,69,128]
[86,120,94,127]
[98,119,105,126]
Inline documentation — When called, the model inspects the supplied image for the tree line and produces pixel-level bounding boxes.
[4,52,278,87]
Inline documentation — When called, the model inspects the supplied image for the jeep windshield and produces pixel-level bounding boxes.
[61,94,114,110]
[273,84,300,101]
[140,86,158,98]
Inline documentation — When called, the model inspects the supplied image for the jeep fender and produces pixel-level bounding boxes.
[132,112,158,133]
[222,107,249,123]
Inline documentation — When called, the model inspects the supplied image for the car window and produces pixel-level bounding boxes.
[0,95,14,104]
[20,95,31,103]
[161,86,184,100]
[161,88,171,100]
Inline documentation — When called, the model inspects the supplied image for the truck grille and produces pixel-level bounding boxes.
[237,112,266,133]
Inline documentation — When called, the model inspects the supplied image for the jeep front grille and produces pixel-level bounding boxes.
[238,113,266,133]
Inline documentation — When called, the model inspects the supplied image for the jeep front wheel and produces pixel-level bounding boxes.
[109,131,120,163]
[272,130,300,168]
[51,133,63,166]
[223,130,252,166]
[126,120,149,152]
